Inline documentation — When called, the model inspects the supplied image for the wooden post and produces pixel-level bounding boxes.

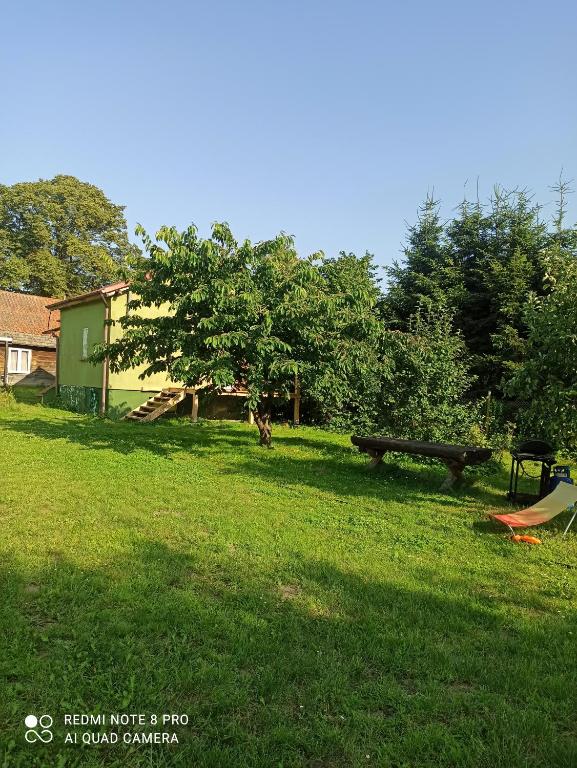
[367,449,384,470]
[248,409,254,425]
[55,336,60,393]
[293,375,301,426]
[3,338,9,388]
[191,390,199,422]
[439,459,465,490]
[99,296,110,416]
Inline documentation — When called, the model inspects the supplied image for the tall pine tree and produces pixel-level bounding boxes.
[384,195,462,326]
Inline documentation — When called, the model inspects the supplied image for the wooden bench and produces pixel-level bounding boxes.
[351,436,493,489]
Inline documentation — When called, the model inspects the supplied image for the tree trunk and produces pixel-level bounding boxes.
[252,405,273,448]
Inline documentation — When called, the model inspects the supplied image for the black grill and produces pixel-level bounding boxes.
[507,439,556,503]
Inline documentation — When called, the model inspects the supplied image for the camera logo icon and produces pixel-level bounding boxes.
[24,714,53,743]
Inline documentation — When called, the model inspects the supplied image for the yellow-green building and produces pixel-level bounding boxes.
[48,281,184,417]
[49,280,255,420]
[48,281,300,422]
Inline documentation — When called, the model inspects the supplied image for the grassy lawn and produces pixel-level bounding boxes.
[1,401,576,767]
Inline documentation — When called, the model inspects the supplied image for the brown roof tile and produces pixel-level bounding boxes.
[0,290,60,335]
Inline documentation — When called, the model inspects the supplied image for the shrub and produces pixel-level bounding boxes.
[0,388,17,411]
[505,251,577,454]
[376,305,479,443]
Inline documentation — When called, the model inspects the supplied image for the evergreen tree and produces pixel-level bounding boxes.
[445,198,491,382]
[448,189,548,391]
[386,187,556,395]
[384,195,462,325]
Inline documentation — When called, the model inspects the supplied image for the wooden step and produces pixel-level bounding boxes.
[123,388,187,423]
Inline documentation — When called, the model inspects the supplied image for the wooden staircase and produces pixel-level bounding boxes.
[123,388,187,423]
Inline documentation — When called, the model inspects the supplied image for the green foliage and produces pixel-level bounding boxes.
[0,175,141,297]
[385,187,556,394]
[458,189,548,392]
[505,249,577,453]
[377,305,478,443]
[94,223,381,445]
[384,194,462,324]
[0,387,17,410]
[303,251,383,431]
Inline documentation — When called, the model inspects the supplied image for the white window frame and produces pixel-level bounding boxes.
[8,347,31,374]
[81,328,89,360]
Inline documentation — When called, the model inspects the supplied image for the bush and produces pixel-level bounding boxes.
[376,305,480,443]
[505,251,577,454]
[0,388,18,411]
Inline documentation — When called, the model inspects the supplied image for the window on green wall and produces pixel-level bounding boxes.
[81,328,89,360]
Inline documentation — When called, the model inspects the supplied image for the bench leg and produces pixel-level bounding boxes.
[366,449,384,470]
[440,459,464,490]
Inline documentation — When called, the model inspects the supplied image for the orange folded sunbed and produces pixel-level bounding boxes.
[491,481,577,536]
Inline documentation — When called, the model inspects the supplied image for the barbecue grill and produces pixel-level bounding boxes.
[507,439,556,503]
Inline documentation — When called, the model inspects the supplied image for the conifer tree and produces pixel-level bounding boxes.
[384,195,462,325]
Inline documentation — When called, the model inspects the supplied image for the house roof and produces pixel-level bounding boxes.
[0,289,60,336]
[46,280,130,310]
[1,330,57,350]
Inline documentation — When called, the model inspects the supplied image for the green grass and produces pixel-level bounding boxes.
[1,402,576,768]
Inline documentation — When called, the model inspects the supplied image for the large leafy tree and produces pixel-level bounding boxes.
[95,222,381,446]
[0,175,141,297]
[303,250,383,431]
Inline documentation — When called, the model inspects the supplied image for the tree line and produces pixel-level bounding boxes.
[2,175,576,449]
[382,182,577,453]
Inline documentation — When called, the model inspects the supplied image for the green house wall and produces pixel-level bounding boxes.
[107,293,177,392]
[58,300,105,389]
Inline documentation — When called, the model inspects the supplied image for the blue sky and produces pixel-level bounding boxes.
[1,0,576,270]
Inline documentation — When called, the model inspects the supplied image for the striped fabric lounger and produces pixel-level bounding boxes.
[491,482,577,536]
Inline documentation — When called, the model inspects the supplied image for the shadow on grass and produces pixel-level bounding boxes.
[0,411,513,512]
[1,539,576,768]
[1,413,254,456]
